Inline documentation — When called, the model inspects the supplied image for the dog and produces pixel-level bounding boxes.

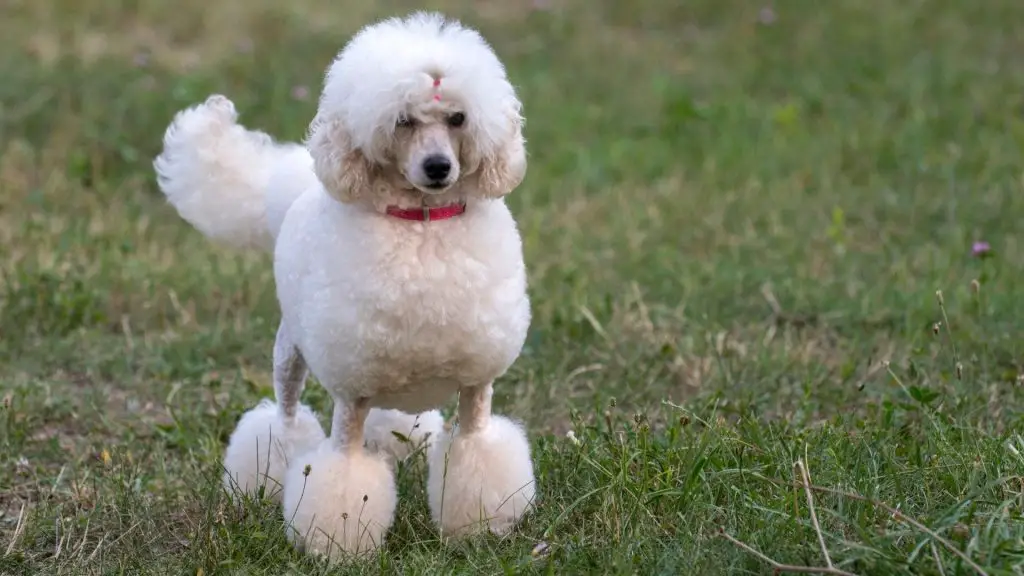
[153,12,535,559]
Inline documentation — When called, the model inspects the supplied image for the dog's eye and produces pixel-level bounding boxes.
[396,114,417,128]
[446,112,466,128]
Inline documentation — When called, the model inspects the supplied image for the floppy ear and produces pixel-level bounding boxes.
[306,115,374,203]
[477,100,528,199]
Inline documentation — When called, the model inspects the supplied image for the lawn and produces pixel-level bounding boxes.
[2,0,1023,574]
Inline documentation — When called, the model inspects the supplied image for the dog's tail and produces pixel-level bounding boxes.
[153,95,317,251]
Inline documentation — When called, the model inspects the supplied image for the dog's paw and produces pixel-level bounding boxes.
[283,441,397,559]
[222,400,325,503]
[427,415,535,537]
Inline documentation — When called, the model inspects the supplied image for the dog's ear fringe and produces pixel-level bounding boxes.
[307,115,374,203]
[476,103,528,199]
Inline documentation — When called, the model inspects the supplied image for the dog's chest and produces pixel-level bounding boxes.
[364,239,526,366]
[348,243,528,411]
[280,202,530,411]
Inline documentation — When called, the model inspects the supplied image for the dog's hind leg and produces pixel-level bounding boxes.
[282,397,398,558]
[273,321,308,420]
[220,321,326,503]
[427,383,536,537]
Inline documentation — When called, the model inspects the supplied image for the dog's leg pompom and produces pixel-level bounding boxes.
[283,399,396,559]
[364,408,444,462]
[428,386,535,537]
[222,400,325,503]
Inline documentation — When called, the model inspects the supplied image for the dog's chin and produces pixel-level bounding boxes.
[411,181,454,195]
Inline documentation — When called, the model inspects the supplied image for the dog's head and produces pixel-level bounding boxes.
[306,12,526,206]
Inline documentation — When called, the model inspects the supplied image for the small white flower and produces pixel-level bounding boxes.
[566,430,580,446]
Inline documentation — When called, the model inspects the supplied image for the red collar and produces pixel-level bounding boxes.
[385,203,466,222]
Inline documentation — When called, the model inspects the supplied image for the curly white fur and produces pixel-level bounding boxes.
[154,95,314,250]
[154,12,535,559]
[283,439,397,558]
[428,415,536,536]
[221,399,326,503]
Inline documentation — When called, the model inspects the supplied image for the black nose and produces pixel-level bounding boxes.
[422,155,452,181]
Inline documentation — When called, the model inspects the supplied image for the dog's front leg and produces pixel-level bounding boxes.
[427,383,536,537]
[458,382,493,432]
[281,396,397,559]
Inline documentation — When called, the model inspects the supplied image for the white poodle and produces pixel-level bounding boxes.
[153,12,535,559]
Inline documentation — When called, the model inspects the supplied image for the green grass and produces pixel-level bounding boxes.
[2,0,1024,573]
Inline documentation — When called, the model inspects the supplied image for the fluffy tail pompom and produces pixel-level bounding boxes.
[153,94,315,250]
